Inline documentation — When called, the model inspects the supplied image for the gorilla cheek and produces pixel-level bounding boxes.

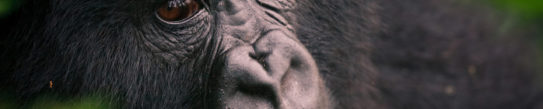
[219,31,328,109]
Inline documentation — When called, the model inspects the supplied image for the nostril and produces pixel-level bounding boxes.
[249,52,270,68]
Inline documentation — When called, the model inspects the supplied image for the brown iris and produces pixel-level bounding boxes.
[157,0,201,21]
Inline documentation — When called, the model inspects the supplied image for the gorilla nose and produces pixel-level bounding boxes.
[219,30,326,109]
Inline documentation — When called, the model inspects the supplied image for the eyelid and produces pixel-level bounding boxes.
[155,9,204,25]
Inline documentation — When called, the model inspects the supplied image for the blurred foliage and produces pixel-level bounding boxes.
[492,0,543,19]
[0,91,16,109]
[0,91,117,109]
[0,0,18,18]
[30,95,116,109]
[489,0,543,56]
[490,0,543,39]
[489,0,543,87]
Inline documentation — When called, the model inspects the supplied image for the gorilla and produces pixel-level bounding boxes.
[1,0,541,108]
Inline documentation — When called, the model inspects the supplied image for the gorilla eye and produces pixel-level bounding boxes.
[157,0,201,21]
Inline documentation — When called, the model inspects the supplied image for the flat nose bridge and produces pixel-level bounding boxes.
[218,0,263,43]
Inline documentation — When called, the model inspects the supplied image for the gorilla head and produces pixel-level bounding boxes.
[4,0,538,109]
[1,0,343,108]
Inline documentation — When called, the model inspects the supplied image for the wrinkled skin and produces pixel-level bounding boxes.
[213,0,329,108]
[1,0,330,108]
[1,0,542,109]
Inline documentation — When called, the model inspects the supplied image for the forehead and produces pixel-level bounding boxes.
[46,0,294,13]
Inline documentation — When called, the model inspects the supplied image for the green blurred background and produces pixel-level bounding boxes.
[492,0,543,49]
[0,0,17,18]
[491,0,543,86]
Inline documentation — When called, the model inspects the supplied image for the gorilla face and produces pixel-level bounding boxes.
[214,0,329,108]
[2,0,330,108]
[205,0,329,108]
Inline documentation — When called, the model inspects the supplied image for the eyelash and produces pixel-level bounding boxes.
[167,0,185,8]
